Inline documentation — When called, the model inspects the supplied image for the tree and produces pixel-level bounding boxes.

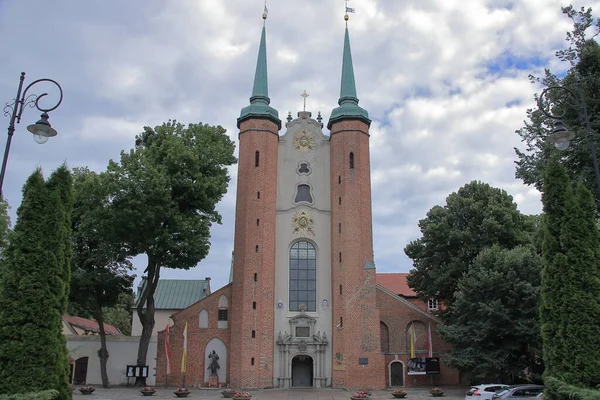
[103,291,135,336]
[438,245,543,383]
[540,157,600,390]
[69,168,134,387]
[515,6,600,206]
[0,167,73,399]
[106,121,236,384]
[405,181,534,309]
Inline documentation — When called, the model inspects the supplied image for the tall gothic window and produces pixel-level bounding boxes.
[289,241,317,312]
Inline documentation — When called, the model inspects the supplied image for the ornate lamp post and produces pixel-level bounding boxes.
[538,75,600,193]
[1,72,63,195]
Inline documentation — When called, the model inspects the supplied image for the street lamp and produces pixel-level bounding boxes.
[538,75,600,193]
[1,72,63,195]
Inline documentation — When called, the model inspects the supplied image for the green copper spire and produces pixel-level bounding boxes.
[238,24,281,129]
[327,26,370,130]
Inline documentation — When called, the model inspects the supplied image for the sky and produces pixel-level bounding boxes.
[0,0,598,293]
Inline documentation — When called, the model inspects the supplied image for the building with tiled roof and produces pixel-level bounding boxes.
[62,314,121,336]
[132,277,212,336]
[376,273,440,313]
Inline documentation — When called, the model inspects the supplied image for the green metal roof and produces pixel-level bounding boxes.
[237,25,281,129]
[135,279,210,310]
[328,26,370,129]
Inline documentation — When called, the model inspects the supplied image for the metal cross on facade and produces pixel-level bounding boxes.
[301,90,309,111]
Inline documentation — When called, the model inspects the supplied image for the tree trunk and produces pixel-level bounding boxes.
[134,258,160,386]
[95,311,110,388]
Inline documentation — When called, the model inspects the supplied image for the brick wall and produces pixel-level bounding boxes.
[156,284,232,387]
[230,118,280,389]
[377,287,460,387]
[329,119,386,390]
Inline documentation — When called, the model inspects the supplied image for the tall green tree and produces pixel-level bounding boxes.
[438,245,543,383]
[540,157,600,390]
[69,168,133,388]
[106,121,236,384]
[515,6,600,205]
[0,168,73,400]
[405,181,534,309]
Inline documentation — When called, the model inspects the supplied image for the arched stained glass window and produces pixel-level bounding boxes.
[289,241,317,312]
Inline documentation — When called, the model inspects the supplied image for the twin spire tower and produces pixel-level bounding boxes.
[229,7,385,390]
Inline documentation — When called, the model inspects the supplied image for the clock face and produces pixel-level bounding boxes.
[293,130,316,153]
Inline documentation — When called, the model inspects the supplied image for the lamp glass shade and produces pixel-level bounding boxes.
[33,134,49,144]
[554,137,570,151]
[26,113,57,138]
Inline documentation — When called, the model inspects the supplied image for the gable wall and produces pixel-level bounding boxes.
[376,288,459,387]
[156,284,232,387]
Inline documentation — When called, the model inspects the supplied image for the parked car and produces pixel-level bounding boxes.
[465,384,510,400]
[491,385,545,400]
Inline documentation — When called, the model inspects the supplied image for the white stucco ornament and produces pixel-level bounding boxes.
[293,130,315,153]
[292,210,315,236]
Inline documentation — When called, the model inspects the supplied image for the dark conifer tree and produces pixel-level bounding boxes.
[540,157,600,389]
[0,168,73,399]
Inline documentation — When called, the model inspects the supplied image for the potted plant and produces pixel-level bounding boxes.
[232,391,252,399]
[78,385,95,395]
[430,388,444,397]
[141,386,156,396]
[174,387,191,398]
[221,389,236,398]
[392,389,408,398]
[350,392,370,400]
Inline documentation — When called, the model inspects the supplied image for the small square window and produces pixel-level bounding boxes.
[428,298,438,311]
[218,309,228,321]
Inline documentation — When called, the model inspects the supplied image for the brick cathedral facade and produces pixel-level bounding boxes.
[155,15,460,390]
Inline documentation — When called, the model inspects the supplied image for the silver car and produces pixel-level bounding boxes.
[465,384,510,400]
[492,385,545,400]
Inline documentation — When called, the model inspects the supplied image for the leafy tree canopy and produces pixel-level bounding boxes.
[438,245,542,383]
[405,181,535,307]
[105,121,236,378]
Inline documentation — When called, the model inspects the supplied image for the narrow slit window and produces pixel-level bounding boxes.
[338,223,341,233]
[257,191,260,199]
[349,152,355,169]
[338,175,341,184]
[252,330,256,338]
[257,219,260,226]
[253,302,256,309]
[340,285,343,295]
[255,151,260,167]
[338,197,341,205]
[254,273,258,282]
[251,358,255,365]
[255,245,259,253]
[339,252,342,263]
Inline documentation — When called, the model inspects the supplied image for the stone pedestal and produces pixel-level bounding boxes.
[208,375,219,388]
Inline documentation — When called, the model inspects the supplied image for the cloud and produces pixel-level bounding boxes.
[0,0,598,292]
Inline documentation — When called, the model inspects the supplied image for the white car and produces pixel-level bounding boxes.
[465,384,510,400]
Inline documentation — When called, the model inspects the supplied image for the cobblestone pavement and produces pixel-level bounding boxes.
[73,387,468,400]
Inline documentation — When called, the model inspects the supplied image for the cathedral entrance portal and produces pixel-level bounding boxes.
[292,355,313,387]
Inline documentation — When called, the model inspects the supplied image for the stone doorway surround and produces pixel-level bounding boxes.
[276,306,329,388]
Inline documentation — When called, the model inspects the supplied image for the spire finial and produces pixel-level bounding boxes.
[262,1,268,23]
[344,0,354,24]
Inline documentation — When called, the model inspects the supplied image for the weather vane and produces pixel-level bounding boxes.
[301,90,309,111]
[344,0,355,22]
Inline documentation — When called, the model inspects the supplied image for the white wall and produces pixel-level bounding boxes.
[131,309,174,336]
[67,335,157,386]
